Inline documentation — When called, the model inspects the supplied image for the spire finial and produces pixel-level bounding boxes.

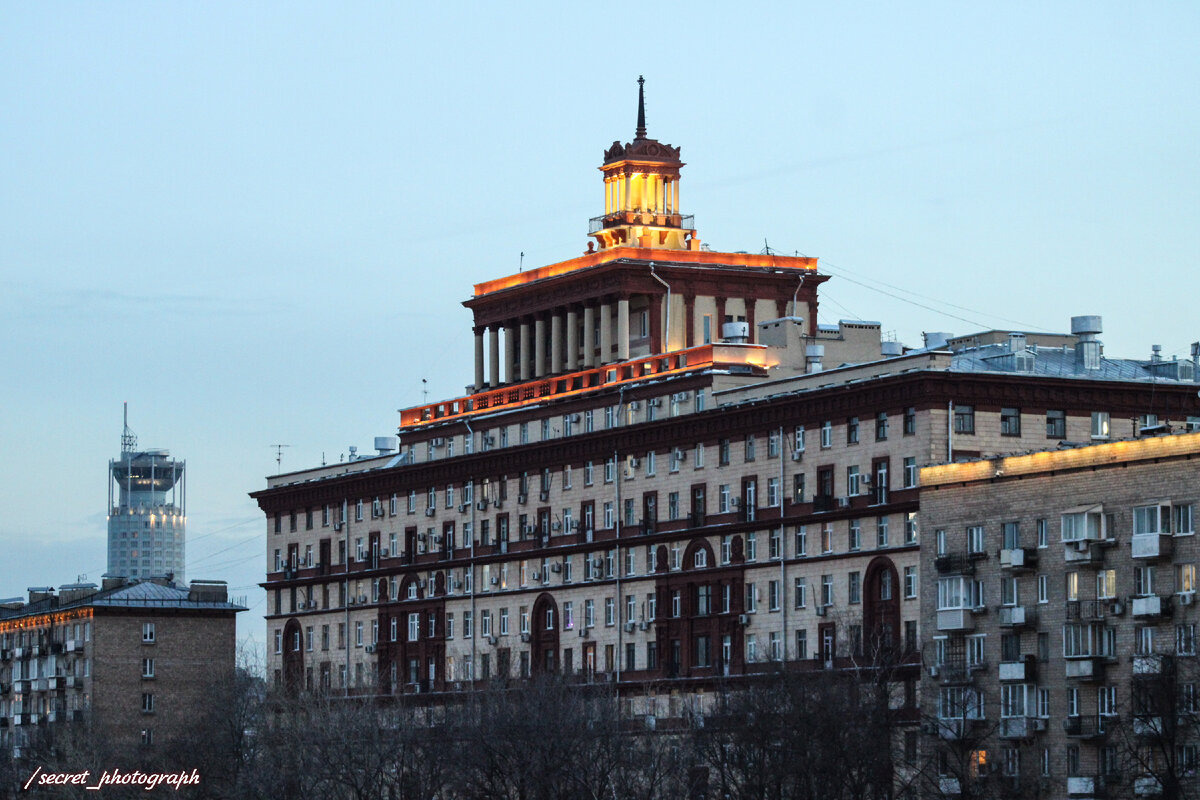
[636,75,647,139]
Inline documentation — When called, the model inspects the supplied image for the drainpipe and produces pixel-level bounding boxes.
[614,384,625,684]
[948,402,954,463]
[464,420,476,688]
[779,426,788,662]
[649,262,671,354]
[791,274,806,318]
[343,498,350,697]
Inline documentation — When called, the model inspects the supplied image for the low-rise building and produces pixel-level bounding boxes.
[920,431,1200,799]
[0,577,243,757]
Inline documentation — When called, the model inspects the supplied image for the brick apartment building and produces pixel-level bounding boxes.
[0,577,243,757]
[251,83,1200,736]
[920,431,1200,799]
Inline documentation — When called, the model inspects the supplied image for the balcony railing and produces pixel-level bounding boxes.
[1063,715,1110,739]
[935,553,974,575]
[588,211,695,234]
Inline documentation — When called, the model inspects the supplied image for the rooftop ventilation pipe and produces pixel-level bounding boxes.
[1071,315,1103,371]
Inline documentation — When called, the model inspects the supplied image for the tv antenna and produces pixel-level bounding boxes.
[271,444,292,471]
[422,378,429,405]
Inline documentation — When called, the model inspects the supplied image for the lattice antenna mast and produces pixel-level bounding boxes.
[121,402,137,453]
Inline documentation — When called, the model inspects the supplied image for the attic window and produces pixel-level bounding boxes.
[1014,352,1035,372]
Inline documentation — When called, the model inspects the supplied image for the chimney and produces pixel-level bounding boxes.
[923,332,952,350]
[721,321,750,344]
[1070,315,1103,371]
[805,344,824,374]
[1151,344,1163,363]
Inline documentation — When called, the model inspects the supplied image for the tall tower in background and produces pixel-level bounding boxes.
[107,403,186,583]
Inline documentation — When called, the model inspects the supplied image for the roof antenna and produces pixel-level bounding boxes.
[121,402,137,453]
[519,251,524,272]
[271,444,291,471]
[422,378,429,405]
[636,75,647,139]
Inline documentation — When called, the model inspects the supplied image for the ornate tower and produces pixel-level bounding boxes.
[589,77,699,251]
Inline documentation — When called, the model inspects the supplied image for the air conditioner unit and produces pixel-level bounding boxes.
[348,597,357,605]
[593,558,604,570]
[365,644,376,654]
[1034,718,1048,731]
[491,576,499,585]
[629,401,640,411]
[358,594,368,603]
[297,601,307,610]
[1110,601,1126,615]
[531,572,541,582]
[380,549,389,558]
[539,491,550,502]
[494,500,503,509]
[1072,540,1090,552]
[518,494,528,505]
[520,632,531,643]
[459,503,470,512]
[418,578,427,588]
[569,414,581,423]
[648,398,661,407]
[570,520,580,531]
[418,532,427,542]
[477,500,489,511]
[629,458,640,468]
[928,665,939,677]
[1181,593,1196,607]
[431,438,445,448]
[674,448,686,459]
[551,562,563,573]
[624,621,636,632]
[425,508,436,517]
[731,498,741,508]
[638,621,649,631]
[552,522,562,532]
[837,497,851,508]
[792,450,804,461]
[815,605,827,617]
[487,635,497,646]
[334,521,344,530]
[579,628,589,638]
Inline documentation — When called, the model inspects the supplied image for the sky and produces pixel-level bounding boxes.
[2,2,1198,661]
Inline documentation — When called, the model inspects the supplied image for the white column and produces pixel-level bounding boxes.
[473,329,485,391]
[599,302,612,365]
[504,324,517,384]
[519,321,531,381]
[534,317,546,378]
[582,305,596,368]
[617,297,630,361]
[550,313,563,374]
[488,327,500,388]
[566,309,579,372]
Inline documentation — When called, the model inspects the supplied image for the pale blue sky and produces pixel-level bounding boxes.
[3,2,1198,655]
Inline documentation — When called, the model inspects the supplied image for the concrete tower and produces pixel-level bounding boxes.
[107,404,186,582]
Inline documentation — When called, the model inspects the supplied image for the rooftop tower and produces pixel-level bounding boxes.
[107,403,186,582]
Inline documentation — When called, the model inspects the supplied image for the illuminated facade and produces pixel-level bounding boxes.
[252,80,1200,751]
[107,405,186,582]
[0,577,242,758]
[919,432,1200,799]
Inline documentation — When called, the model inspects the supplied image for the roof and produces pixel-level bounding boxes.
[0,580,244,621]
[948,342,1198,384]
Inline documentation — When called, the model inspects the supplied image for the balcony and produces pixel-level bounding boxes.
[1133,654,1174,676]
[936,716,986,741]
[998,605,1036,629]
[935,553,974,575]
[1067,775,1104,797]
[812,495,835,513]
[1132,716,1164,739]
[935,662,971,685]
[1132,595,1172,619]
[1065,657,1105,682]
[999,655,1037,682]
[1063,715,1109,740]
[588,210,695,235]
[1064,540,1106,567]
[1066,599,1109,621]
[999,547,1038,571]
[688,511,706,528]
[936,608,976,632]
[1134,776,1164,796]
[1132,533,1172,560]
[999,716,1043,740]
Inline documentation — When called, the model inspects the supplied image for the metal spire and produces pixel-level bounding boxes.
[636,75,646,139]
[121,401,137,453]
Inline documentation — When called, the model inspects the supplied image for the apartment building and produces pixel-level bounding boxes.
[920,431,1200,799]
[252,84,1200,726]
[0,577,243,757]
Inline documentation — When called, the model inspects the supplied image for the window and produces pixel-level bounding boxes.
[903,406,916,435]
[142,658,155,678]
[905,512,918,544]
[1038,574,1048,603]
[877,516,890,548]
[744,435,756,462]
[821,575,833,607]
[1177,504,1195,536]
[1178,563,1197,594]
[904,567,917,598]
[718,439,730,466]
[847,417,859,444]
[1178,624,1197,656]
[142,623,155,644]
[794,577,807,608]
[953,405,974,434]
[141,693,154,714]
[875,412,888,441]
[585,599,596,627]
[605,598,615,626]
[967,525,985,554]
[1091,411,1110,439]
[903,457,917,488]
[767,477,780,508]
[796,629,808,659]
[769,580,781,611]
[1065,571,1079,601]
[848,572,861,604]
[820,421,832,448]
[1046,409,1066,439]
[847,466,861,496]
[745,583,757,613]
[1001,407,1021,436]
[1038,518,1048,547]
[795,526,807,556]
[848,519,861,551]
